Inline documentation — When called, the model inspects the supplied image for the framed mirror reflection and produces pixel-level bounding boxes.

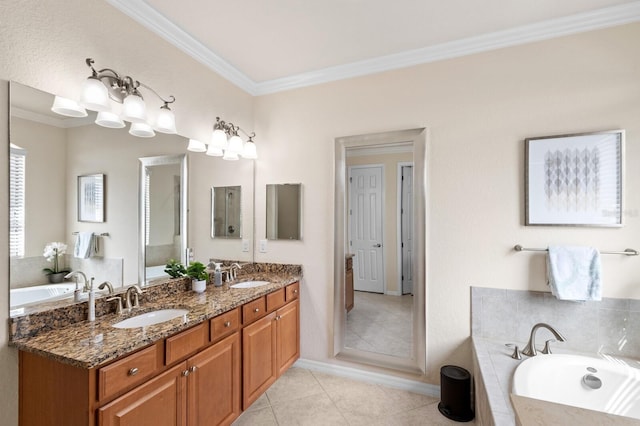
[211,185,242,239]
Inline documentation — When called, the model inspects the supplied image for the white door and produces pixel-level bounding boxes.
[349,166,384,293]
[401,166,413,295]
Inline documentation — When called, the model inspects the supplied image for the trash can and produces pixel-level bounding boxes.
[438,365,474,422]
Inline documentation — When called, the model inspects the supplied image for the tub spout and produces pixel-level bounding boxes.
[522,323,566,357]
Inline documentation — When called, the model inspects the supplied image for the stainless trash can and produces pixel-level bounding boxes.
[438,365,474,422]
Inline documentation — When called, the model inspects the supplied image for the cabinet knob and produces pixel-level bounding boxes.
[182,370,190,377]
[189,366,198,373]
[224,321,231,327]
[128,367,139,376]
[275,315,281,321]
[253,308,260,313]
[293,289,298,294]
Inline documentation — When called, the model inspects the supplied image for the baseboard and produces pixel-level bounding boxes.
[385,290,401,296]
[294,358,440,398]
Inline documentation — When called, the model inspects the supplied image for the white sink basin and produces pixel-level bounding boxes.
[112,309,189,329]
[230,281,271,289]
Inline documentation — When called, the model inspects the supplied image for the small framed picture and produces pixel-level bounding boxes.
[525,130,624,226]
[78,174,105,223]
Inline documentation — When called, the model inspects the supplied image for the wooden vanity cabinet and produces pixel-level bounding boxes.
[345,256,354,312]
[242,283,300,409]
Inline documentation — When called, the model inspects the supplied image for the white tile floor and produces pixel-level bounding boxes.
[233,367,476,425]
[345,291,413,358]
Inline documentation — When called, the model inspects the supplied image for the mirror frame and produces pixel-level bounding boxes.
[138,154,188,286]
[333,128,427,374]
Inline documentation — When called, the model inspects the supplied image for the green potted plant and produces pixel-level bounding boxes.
[42,242,71,283]
[186,261,209,293]
[164,259,187,279]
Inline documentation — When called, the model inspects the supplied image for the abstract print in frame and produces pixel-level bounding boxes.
[525,130,624,226]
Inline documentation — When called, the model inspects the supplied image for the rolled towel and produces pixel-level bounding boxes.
[547,245,601,301]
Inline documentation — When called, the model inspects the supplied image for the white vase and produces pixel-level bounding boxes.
[192,279,206,293]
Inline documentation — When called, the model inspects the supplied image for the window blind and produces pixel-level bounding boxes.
[9,144,26,257]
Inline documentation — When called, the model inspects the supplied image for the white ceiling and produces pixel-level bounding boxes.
[106,0,640,95]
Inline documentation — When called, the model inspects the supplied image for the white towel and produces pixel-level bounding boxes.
[74,232,95,259]
[547,246,602,301]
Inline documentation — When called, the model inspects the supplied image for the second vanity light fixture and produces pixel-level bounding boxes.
[187,117,258,160]
[51,58,177,138]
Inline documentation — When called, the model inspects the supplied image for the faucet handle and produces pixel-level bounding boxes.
[542,339,556,355]
[505,343,522,360]
[107,296,124,315]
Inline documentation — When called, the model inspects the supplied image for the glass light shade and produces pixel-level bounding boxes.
[95,111,125,128]
[80,77,111,111]
[121,93,147,123]
[155,106,177,134]
[211,129,228,149]
[222,149,240,161]
[241,140,258,159]
[187,139,207,152]
[206,144,223,157]
[51,96,88,117]
[226,135,244,154]
[129,122,155,138]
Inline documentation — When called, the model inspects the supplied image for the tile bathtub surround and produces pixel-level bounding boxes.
[10,273,301,368]
[471,287,640,357]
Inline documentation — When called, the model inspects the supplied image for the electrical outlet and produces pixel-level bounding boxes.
[242,239,250,252]
[259,239,268,253]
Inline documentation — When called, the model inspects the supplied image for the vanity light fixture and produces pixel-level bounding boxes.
[52,58,177,137]
[190,116,258,160]
[50,96,88,118]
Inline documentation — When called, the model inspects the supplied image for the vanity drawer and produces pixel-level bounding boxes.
[286,282,300,301]
[243,296,267,325]
[98,343,162,401]
[210,308,240,342]
[165,323,208,365]
[266,288,286,312]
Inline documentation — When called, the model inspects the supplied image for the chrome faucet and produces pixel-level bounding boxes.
[522,323,566,356]
[124,285,143,310]
[229,263,242,281]
[98,281,114,295]
[65,270,89,292]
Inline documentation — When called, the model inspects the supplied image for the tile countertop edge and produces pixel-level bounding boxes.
[10,275,301,369]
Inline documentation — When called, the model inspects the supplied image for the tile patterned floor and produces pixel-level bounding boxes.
[232,367,476,425]
[345,291,413,358]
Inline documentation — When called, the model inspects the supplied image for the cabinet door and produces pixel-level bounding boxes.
[242,312,277,409]
[276,299,300,376]
[345,269,354,312]
[98,362,187,426]
[187,333,241,426]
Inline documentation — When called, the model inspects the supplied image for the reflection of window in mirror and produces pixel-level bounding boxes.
[211,186,242,239]
[266,183,302,240]
[9,144,26,257]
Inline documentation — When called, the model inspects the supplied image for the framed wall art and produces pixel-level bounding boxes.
[525,130,624,227]
[78,174,105,223]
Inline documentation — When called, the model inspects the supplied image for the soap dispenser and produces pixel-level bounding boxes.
[214,263,223,287]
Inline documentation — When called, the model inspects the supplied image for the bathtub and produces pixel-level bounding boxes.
[513,353,640,420]
[10,283,77,308]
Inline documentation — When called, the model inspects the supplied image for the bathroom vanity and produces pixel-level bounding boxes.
[12,274,300,426]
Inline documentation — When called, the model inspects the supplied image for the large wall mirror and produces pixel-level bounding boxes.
[334,128,427,374]
[139,155,187,284]
[8,82,255,315]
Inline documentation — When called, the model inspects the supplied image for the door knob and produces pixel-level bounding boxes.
[373,243,382,248]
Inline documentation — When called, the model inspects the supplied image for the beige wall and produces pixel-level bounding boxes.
[253,23,640,383]
[0,0,254,423]
[347,152,413,294]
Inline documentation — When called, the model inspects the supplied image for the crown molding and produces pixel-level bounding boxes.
[106,1,640,96]
[105,0,259,95]
[11,107,93,128]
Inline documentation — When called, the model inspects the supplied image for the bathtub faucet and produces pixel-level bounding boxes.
[65,270,89,292]
[522,323,566,356]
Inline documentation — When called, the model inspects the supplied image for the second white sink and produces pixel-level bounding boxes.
[112,309,189,329]
[230,281,271,289]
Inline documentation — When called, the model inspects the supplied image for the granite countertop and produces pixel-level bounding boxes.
[10,273,300,369]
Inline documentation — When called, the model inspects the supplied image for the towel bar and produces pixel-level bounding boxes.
[514,245,638,256]
[72,232,110,237]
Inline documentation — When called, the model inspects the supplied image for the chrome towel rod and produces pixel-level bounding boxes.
[72,232,110,237]
[514,245,638,256]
